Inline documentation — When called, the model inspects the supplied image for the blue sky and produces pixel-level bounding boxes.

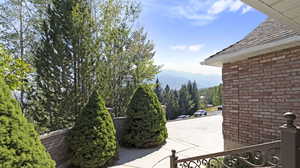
[138,0,267,75]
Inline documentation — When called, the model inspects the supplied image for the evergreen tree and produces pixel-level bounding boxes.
[162,84,170,118]
[166,91,180,120]
[178,85,194,115]
[122,85,168,148]
[191,81,200,112]
[154,78,163,103]
[25,0,161,131]
[32,0,99,130]
[187,80,193,95]
[67,92,117,168]
[0,78,55,168]
[165,84,171,93]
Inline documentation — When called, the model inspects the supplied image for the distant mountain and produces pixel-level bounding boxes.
[155,70,222,89]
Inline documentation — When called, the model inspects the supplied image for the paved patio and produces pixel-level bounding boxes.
[110,113,224,168]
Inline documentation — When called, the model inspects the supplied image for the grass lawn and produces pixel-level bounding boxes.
[204,106,219,112]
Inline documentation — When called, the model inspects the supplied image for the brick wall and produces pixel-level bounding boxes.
[40,117,127,168]
[222,46,300,148]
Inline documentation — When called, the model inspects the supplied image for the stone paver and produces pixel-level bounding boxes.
[110,112,224,168]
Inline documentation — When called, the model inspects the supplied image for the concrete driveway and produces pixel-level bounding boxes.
[110,112,224,168]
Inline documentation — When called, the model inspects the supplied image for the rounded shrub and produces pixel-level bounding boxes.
[67,92,117,168]
[0,78,55,168]
[122,85,168,148]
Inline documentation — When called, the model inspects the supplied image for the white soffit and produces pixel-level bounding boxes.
[201,36,300,67]
[242,0,300,32]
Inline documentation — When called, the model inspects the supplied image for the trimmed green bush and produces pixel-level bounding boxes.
[0,78,55,168]
[122,85,168,148]
[67,92,117,168]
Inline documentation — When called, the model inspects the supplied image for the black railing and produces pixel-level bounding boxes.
[170,112,300,168]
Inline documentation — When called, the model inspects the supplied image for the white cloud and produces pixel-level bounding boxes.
[229,0,244,12]
[208,0,231,15]
[171,0,253,26]
[170,45,187,51]
[170,44,204,52]
[189,44,204,52]
[242,6,252,14]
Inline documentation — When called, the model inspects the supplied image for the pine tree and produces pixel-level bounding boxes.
[0,78,55,168]
[191,81,200,112]
[179,84,194,115]
[122,85,168,148]
[32,0,99,130]
[67,92,117,168]
[187,80,193,94]
[162,84,171,104]
[162,84,179,120]
[154,78,163,103]
[166,91,180,120]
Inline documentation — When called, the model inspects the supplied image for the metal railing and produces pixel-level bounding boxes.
[170,112,300,168]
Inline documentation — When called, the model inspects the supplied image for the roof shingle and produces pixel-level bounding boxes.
[208,18,300,59]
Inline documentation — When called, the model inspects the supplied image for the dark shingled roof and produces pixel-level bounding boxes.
[208,18,300,58]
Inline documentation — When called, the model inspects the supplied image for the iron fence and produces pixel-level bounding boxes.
[170,112,300,168]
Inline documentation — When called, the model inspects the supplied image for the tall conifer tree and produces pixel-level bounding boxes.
[32,0,99,130]
[154,78,163,103]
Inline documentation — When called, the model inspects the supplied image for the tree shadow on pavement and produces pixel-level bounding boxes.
[114,146,162,166]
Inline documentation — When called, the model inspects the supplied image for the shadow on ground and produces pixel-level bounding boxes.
[114,146,162,166]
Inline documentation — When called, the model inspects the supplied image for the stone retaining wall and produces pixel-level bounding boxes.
[40,129,71,168]
[40,117,127,168]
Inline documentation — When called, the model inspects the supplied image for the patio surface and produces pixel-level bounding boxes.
[110,112,224,168]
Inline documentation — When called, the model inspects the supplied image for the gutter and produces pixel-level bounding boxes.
[201,35,300,67]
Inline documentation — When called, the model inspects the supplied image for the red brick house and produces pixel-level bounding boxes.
[202,1,300,149]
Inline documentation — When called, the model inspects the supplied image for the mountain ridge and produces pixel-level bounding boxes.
[155,70,222,89]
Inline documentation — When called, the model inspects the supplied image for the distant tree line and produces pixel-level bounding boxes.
[154,79,223,120]
[154,79,200,120]
[199,84,223,107]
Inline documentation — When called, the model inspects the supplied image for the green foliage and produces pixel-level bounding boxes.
[163,85,180,120]
[31,0,99,130]
[190,81,200,112]
[27,0,161,132]
[123,85,168,148]
[199,84,223,106]
[154,78,163,102]
[67,92,117,168]
[157,80,200,119]
[0,78,55,168]
[178,84,194,115]
[0,45,32,90]
[130,29,161,85]
[98,1,160,117]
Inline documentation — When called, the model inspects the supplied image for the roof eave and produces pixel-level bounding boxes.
[201,36,300,67]
[242,0,300,33]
